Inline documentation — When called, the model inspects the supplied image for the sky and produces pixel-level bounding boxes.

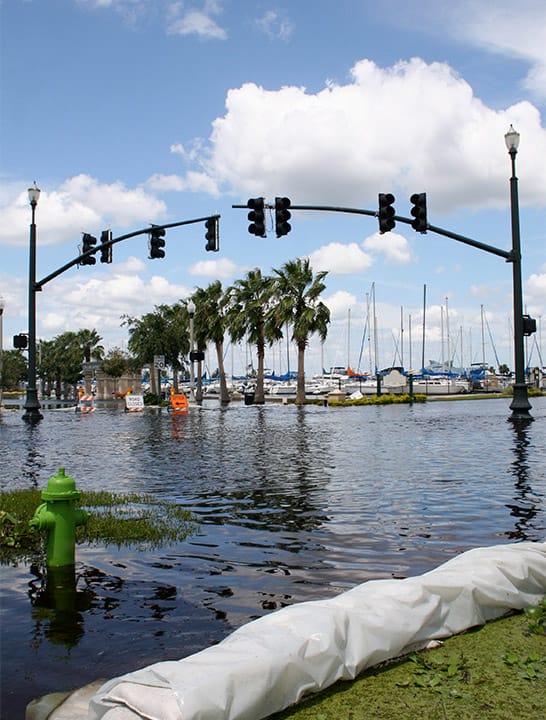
[1,0,545,376]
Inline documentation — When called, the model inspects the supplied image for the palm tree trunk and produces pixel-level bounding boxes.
[216,340,230,405]
[255,343,266,404]
[296,341,306,405]
[196,359,203,404]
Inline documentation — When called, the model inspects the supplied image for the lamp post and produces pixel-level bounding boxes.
[23,182,43,423]
[0,294,4,410]
[505,126,532,421]
[188,300,196,403]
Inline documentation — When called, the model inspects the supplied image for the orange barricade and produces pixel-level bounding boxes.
[76,395,95,413]
[170,393,189,413]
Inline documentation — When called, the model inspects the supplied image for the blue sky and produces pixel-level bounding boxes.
[1,0,545,375]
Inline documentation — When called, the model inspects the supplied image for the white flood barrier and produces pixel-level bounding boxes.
[47,541,546,720]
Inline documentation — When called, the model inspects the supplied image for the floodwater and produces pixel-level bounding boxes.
[1,396,545,716]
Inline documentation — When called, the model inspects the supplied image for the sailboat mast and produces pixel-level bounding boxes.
[441,305,445,369]
[372,282,378,374]
[481,305,486,367]
[446,297,451,371]
[366,292,372,374]
[347,308,351,370]
[409,314,413,371]
[421,284,426,372]
[400,306,404,369]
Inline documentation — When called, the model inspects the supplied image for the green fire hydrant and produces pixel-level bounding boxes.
[29,468,89,567]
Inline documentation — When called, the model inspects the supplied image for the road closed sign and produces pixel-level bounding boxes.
[125,394,144,412]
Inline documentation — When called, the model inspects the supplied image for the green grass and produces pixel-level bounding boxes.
[270,602,546,720]
[328,393,427,407]
[0,488,198,564]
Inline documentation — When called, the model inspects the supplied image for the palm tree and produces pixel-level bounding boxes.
[272,258,330,405]
[124,310,168,395]
[50,331,85,398]
[124,304,190,395]
[226,269,282,405]
[77,328,104,363]
[192,282,231,405]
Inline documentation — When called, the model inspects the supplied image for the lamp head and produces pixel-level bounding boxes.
[187,300,196,316]
[28,181,41,206]
[504,125,520,152]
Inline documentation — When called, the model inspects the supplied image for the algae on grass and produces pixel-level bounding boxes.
[270,607,546,720]
[0,488,199,564]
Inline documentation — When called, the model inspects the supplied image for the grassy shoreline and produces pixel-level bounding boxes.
[270,605,546,720]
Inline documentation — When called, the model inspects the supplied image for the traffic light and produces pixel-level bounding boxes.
[378,193,395,233]
[274,197,292,237]
[13,333,28,349]
[410,193,427,233]
[81,233,97,265]
[205,216,219,252]
[149,226,166,259]
[247,197,266,237]
[100,229,113,263]
[522,315,537,336]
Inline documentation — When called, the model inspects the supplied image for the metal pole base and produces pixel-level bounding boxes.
[509,383,533,422]
[23,389,43,423]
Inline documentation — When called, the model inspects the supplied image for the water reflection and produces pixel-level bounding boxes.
[29,565,92,649]
[505,420,543,541]
[2,398,546,715]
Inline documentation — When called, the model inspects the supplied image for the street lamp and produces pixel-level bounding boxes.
[23,182,43,423]
[505,126,532,421]
[188,299,196,403]
[0,294,4,410]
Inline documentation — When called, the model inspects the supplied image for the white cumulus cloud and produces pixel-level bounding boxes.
[188,257,239,278]
[308,242,373,275]
[363,232,412,265]
[0,175,167,247]
[175,58,546,213]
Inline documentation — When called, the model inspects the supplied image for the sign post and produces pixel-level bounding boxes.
[154,355,165,398]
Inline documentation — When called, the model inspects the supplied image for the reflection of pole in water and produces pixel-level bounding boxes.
[505,421,540,541]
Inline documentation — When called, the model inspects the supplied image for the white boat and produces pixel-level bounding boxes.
[412,377,466,395]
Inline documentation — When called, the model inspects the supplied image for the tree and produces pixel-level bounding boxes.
[77,329,104,363]
[192,282,231,405]
[49,331,85,398]
[124,305,189,395]
[100,347,129,379]
[271,258,330,405]
[1,350,27,390]
[226,269,282,405]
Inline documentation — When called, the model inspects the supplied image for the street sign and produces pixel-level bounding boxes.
[154,355,165,370]
[125,394,144,412]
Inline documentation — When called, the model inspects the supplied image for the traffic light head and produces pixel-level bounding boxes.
[100,229,113,263]
[81,233,97,265]
[149,226,166,259]
[410,193,427,233]
[274,197,291,237]
[205,216,219,252]
[13,333,28,349]
[378,193,395,234]
[522,315,537,336]
[247,197,266,237]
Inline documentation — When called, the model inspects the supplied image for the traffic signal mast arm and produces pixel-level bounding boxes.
[35,215,220,290]
[233,203,512,262]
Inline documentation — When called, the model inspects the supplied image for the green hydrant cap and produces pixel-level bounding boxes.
[41,468,81,501]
